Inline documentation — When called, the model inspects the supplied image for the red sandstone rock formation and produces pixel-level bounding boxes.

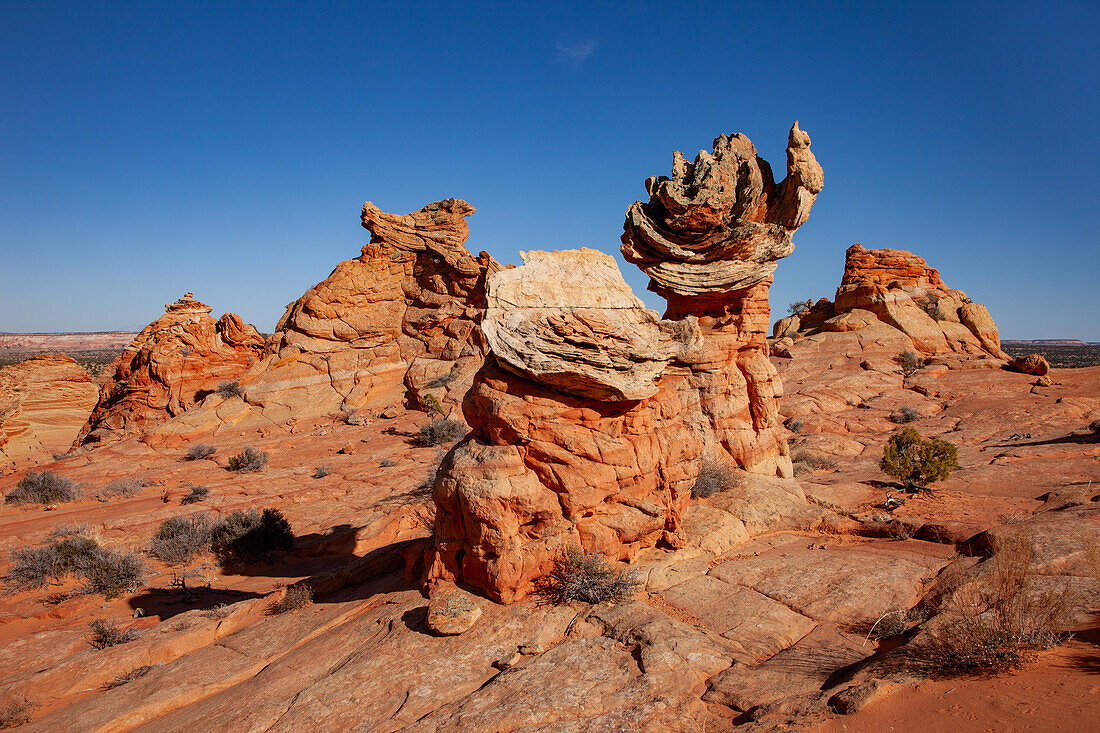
[0,355,99,466]
[76,294,264,445]
[1007,353,1050,376]
[430,124,823,602]
[148,200,501,442]
[772,244,1007,361]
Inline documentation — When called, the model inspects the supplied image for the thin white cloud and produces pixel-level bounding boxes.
[556,37,598,68]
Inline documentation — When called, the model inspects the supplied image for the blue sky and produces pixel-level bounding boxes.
[1,1,1097,339]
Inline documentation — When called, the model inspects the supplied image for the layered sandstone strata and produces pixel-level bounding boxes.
[147,200,501,441]
[772,244,1008,360]
[430,124,823,602]
[77,294,264,445]
[0,355,99,466]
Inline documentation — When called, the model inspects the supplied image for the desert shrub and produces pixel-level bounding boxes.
[104,665,153,690]
[380,458,396,468]
[917,294,946,321]
[227,447,268,473]
[148,514,214,566]
[787,300,812,316]
[791,448,839,477]
[3,530,103,593]
[47,523,90,540]
[185,444,217,461]
[418,419,465,446]
[784,417,804,433]
[865,605,912,640]
[692,459,742,499]
[87,618,138,649]
[211,508,294,565]
[889,406,921,424]
[202,603,232,620]
[266,584,313,615]
[0,697,35,729]
[910,536,1078,676]
[313,465,331,479]
[5,471,78,505]
[540,545,640,605]
[215,381,243,398]
[180,484,209,504]
[95,479,142,502]
[421,393,445,416]
[894,350,926,376]
[79,547,147,598]
[880,428,958,492]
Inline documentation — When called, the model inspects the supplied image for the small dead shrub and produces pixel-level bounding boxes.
[908,536,1079,676]
[104,665,153,689]
[787,300,812,316]
[202,603,232,620]
[539,545,640,605]
[79,547,147,598]
[185,444,216,461]
[147,514,214,567]
[180,484,209,504]
[917,294,946,321]
[380,458,396,468]
[95,479,142,502]
[889,406,921,424]
[266,584,313,615]
[418,419,464,446]
[692,459,742,498]
[87,618,138,649]
[5,471,78,505]
[211,508,294,565]
[227,447,268,473]
[215,381,243,398]
[0,697,35,729]
[894,350,926,376]
[791,449,839,477]
[312,465,331,479]
[865,605,911,640]
[785,417,804,433]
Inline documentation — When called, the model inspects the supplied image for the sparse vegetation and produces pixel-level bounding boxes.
[87,618,138,649]
[539,545,640,605]
[0,697,35,729]
[104,665,153,690]
[266,584,313,615]
[210,508,294,565]
[894,350,926,376]
[787,300,812,316]
[215,380,243,398]
[185,444,217,461]
[202,603,232,620]
[791,448,839,477]
[418,418,465,446]
[5,470,78,505]
[909,536,1078,676]
[147,514,214,567]
[784,417,804,433]
[421,393,446,416]
[380,458,396,468]
[3,528,102,593]
[180,484,209,504]
[313,465,331,478]
[227,447,268,473]
[889,406,921,424]
[917,293,946,321]
[880,428,958,492]
[78,547,147,598]
[692,459,742,498]
[95,479,142,502]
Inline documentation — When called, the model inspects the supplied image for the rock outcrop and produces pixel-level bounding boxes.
[430,124,823,602]
[76,294,264,445]
[0,355,99,466]
[1007,353,1050,376]
[147,200,501,442]
[775,244,1008,360]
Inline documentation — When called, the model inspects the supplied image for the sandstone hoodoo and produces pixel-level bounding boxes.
[429,124,823,603]
[152,200,502,440]
[76,294,264,446]
[772,244,1009,360]
[0,355,99,466]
